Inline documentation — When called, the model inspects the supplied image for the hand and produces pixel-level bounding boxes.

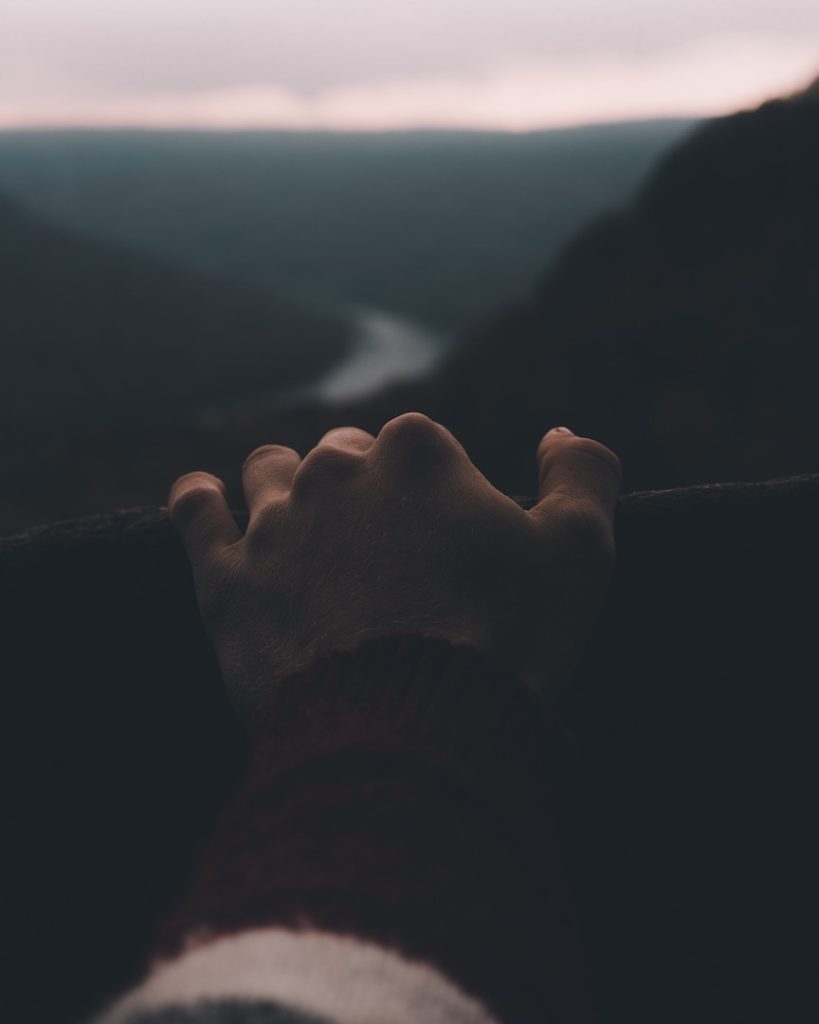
[169,413,621,726]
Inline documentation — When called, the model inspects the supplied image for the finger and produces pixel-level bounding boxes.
[375,412,467,467]
[532,427,622,525]
[242,444,301,513]
[316,426,376,453]
[169,471,240,568]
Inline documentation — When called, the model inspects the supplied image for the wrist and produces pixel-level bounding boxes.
[243,632,550,759]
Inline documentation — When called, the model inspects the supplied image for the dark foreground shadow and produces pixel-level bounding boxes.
[3,474,817,1023]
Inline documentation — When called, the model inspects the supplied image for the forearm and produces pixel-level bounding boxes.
[99,635,594,1024]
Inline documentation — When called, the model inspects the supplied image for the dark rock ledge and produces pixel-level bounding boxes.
[3,474,817,1023]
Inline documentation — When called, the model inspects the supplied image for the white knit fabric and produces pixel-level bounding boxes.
[96,927,501,1024]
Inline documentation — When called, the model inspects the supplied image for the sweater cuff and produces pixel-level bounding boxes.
[154,635,591,1023]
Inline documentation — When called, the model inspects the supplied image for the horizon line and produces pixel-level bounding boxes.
[0,113,703,136]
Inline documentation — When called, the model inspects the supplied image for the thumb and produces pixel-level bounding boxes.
[531,426,622,527]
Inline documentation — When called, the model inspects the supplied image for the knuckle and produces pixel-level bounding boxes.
[243,444,297,469]
[378,412,451,457]
[319,427,371,446]
[292,446,360,491]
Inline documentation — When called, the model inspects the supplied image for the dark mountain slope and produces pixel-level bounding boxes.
[421,77,819,493]
[2,83,818,530]
[0,193,351,462]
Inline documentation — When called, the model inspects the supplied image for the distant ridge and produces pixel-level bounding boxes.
[0,191,351,461]
[0,119,694,332]
[2,84,818,529]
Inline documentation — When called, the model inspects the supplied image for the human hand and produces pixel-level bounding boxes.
[169,414,621,727]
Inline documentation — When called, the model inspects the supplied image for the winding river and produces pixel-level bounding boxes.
[312,306,445,401]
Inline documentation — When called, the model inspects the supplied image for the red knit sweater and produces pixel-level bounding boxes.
[96,634,595,1024]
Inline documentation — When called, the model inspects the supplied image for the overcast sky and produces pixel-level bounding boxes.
[1,0,818,129]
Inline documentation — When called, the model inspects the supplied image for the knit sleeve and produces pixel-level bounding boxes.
[95,634,594,1024]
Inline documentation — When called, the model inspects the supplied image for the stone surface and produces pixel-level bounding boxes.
[3,474,817,1022]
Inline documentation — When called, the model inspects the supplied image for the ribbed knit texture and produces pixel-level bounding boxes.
[156,634,595,1024]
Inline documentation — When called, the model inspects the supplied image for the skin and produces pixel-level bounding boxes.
[169,413,622,729]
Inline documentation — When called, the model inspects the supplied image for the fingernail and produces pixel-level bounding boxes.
[549,426,574,435]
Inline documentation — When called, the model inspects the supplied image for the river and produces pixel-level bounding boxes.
[311,306,445,401]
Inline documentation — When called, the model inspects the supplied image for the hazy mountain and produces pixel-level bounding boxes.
[165,77,819,497]
[421,76,819,492]
[0,192,352,463]
[0,121,694,333]
[2,85,817,531]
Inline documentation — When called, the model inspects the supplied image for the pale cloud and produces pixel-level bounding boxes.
[2,0,819,94]
[1,34,816,131]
